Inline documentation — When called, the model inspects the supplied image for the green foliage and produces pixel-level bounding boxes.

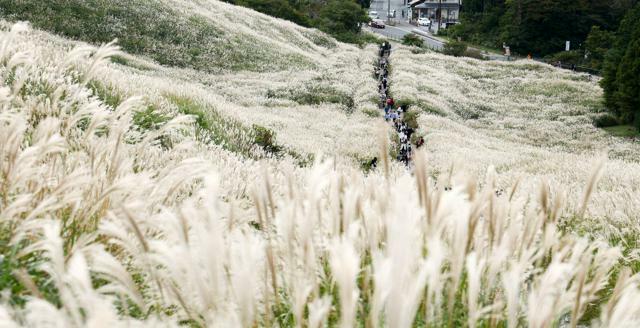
[395,98,446,117]
[447,1,506,49]
[356,0,371,8]
[224,0,372,45]
[133,105,169,131]
[268,84,355,113]
[463,48,485,60]
[252,124,282,154]
[354,32,382,46]
[87,80,124,109]
[0,240,60,309]
[402,34,424,47]
[395,98,415,109]
[601,3,640,129]
[110,55,154,71]
[547,50,584,65]
[402,109,420,130]
[501,0,578,55]
[453,0,636,59]
[584,26,615,70]
[167,95,257,157]
[359,156,378,172]
[166,95,311,165]
[316,0,370,43]
[592,112,620,128]
[443,40,468,57]
[603,125,639,138]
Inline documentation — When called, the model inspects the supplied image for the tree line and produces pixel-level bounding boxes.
[223,0,373,43]
[448,0,640,130]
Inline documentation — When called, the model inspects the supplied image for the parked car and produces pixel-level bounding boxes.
[369,19,386,29]
[417,17,431,27]
[368,11,379,19]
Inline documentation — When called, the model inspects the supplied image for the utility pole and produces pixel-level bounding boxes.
[438,0,442,32]
[387,0,391,24]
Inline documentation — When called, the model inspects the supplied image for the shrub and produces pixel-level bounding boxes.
[547,50,583,66]
[436,27,450,37]
[355,32,382,46]
[395,98,416,109]
[443,40,467,57]
[592,113,620,127]
[133,104,169,131]
[402,34,424,47]
[252,124,282,154]
[271,84,355,112]
[402,109,420,130]
[463,48,485,60]
[87,81,124,108]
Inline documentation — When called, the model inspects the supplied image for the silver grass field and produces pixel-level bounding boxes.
[1,1,640,327]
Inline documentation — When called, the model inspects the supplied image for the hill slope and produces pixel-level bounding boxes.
[0,0,383,162]
[2,1,640,327]
[390,48,640,237]
[0,0,339,72]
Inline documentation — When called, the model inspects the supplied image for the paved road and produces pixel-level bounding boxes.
[366,0,444,50]
[369,0,407,22]
[365,0,510,58]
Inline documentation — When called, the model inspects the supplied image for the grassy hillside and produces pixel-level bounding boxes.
[0,0,382,162]
[390,47,640,251]
[2,1,640,326]
[0,0,339,72]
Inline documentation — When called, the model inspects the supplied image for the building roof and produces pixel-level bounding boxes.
[408,0,425,6]
[414,2,461,9]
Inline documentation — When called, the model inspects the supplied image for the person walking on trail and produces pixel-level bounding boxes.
[386,97,394,108]
[399,131,407,144]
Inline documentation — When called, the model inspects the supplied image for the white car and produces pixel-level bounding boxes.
[417,17,431,27]
[369,11,379,19]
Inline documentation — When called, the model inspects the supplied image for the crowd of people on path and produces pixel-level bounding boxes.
[375,41,424,167]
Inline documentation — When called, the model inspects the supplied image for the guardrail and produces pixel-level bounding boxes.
[410,29,443,51]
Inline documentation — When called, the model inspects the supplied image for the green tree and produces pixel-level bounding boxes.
[356,0,371,9]
[501,0,584,55]
[584,26,615,70]
[614,39,640,128]
[223,0,373,44]
[443,40,468,57]
[316,0,369,43]
[451,0,638,57]
[450,0,505,47]
[601,3,640,128]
